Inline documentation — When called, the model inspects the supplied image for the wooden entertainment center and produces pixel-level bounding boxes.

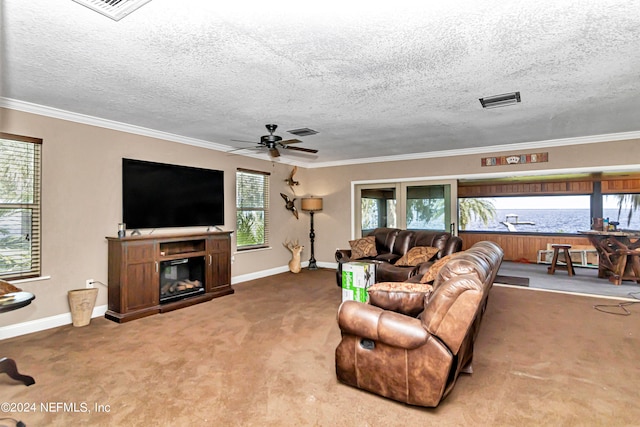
[105,231,233,323]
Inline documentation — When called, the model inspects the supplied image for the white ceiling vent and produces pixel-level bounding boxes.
[72,0,152,21]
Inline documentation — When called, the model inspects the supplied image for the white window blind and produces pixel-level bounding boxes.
[236,169,270,250]
[0,133,42,280]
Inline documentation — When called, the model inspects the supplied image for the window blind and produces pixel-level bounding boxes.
[236,169,270,250]
[0,133,42,280]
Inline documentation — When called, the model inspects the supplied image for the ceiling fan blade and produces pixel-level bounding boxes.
[284,145,318,154]
[279,139,302,145]
[269,147,281,157]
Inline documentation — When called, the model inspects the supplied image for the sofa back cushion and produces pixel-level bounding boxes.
[412,231,453,259]
[420,242,503,354]
[366,228,399,254]
[392,230,414,256]
[420,274,483,354]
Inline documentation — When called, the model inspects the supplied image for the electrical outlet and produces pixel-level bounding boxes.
[86,279,94,288]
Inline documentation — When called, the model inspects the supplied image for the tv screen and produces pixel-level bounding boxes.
[122,158,224,230]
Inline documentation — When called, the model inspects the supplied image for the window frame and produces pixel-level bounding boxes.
[0,132,42,280]
[235,168,270,251]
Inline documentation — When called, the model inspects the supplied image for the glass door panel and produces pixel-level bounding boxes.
[359,186,397,236]
[404,184,450,231]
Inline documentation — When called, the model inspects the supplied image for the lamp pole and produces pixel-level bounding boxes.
[301,197,323,271]
[308,210,317,270]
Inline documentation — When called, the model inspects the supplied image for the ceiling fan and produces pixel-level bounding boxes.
[231,124,318,158]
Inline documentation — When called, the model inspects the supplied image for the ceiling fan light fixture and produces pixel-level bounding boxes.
[479,92,521,109]
[287,128,318,137]
[72,0,153,21]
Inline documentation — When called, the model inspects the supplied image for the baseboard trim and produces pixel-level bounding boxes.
[2,262,341,340]
[0,304,108,340]
[231,261,337,284]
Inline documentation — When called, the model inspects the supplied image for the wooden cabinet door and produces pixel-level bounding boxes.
[123,242,158,311]
[206,236,231,291]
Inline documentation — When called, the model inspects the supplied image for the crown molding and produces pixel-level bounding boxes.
[1,97,236,152]
[0,98,313,168]
[3,97,640,170]
[308,130,640,169]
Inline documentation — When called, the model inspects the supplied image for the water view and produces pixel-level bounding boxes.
[465,208,640,234]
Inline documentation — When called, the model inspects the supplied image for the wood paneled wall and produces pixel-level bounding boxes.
[459,232,593,262]
[602,177,640,193]
[458,180,593,197]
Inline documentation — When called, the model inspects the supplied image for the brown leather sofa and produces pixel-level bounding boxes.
[335,228,463,286]
[335,241,504,407]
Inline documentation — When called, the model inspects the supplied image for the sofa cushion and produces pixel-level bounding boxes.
[420,253,458,283]
[394,246,439,266]
[367,281,433,317]
[349,236,378,259]
[367,228,399,255]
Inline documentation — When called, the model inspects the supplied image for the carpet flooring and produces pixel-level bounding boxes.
[1,269,639,426]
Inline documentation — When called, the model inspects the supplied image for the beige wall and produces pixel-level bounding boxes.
[0,108,309,326]
[1,106,639,328]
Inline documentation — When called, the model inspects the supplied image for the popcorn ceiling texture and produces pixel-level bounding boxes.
[3,1,640,163]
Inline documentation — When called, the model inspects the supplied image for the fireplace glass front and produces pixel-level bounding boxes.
[159,257,205,303]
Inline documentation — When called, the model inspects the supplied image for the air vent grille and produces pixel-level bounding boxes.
[287,128,319,137]
[72,0,152,21]
[479,92,521,109]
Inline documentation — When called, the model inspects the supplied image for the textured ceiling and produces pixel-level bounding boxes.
[2,1,640,166]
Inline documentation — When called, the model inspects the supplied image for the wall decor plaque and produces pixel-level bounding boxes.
[481,152,548,167]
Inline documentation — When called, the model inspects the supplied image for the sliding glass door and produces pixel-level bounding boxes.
[355,180,456,237]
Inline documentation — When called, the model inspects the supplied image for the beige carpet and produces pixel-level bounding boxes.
[1,269,639,426]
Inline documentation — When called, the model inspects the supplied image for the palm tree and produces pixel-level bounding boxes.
[458,198,497,230]
[615,194,640,226]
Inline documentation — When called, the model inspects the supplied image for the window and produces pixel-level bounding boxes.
[360,187,397,234]
[236,169,270,250]
[603,194,640,229]
[460,195,591,233]
[0,133,42,280]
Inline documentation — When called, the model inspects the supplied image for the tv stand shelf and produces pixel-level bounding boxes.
[105,231,233,323]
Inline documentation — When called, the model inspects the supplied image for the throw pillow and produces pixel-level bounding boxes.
[349,236,377,259]
[367,281,433,317]
[420,253,457,283]
[394,246,439,266]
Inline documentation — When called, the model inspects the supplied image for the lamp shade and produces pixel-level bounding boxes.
[301,197,323,212]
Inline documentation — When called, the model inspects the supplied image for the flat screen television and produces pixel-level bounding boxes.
[122,158,224,230]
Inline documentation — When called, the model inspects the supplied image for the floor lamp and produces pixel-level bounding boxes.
[301,197,323,270]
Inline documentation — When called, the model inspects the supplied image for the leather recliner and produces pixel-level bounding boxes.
[335,241,504,407]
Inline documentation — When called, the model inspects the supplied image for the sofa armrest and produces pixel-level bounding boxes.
[335,249,352,263]
[337,301,429,350]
